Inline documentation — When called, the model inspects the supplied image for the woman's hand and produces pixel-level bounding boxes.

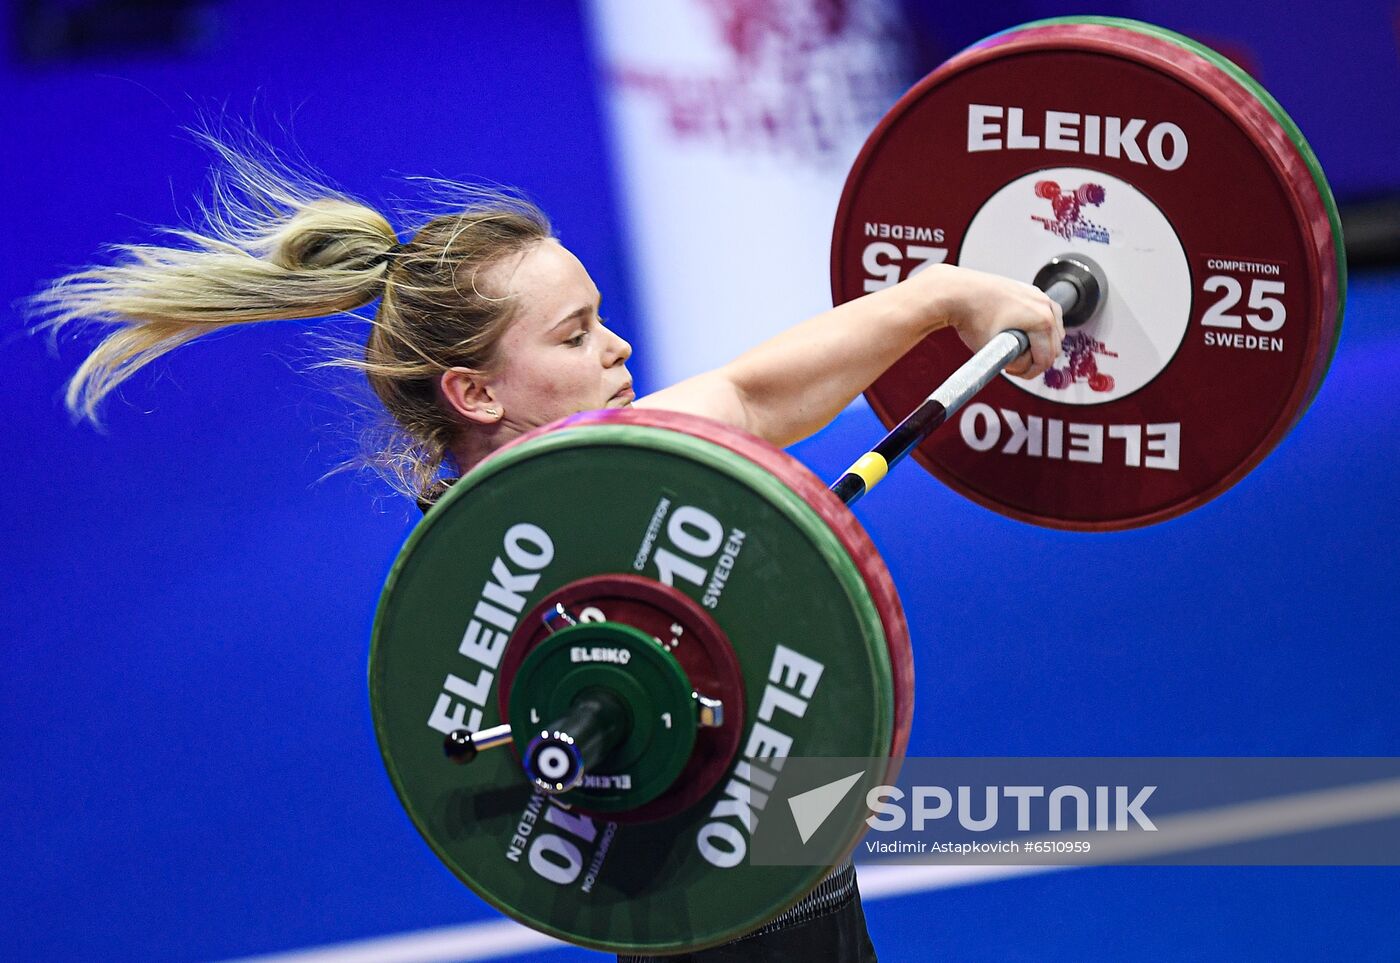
[905,263,1066,379]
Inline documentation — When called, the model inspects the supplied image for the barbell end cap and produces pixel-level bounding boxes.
[524,731,587,794]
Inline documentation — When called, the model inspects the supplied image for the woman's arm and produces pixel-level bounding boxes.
[636,263,1064,448]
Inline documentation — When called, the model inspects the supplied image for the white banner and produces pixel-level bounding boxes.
[587,0,917,386]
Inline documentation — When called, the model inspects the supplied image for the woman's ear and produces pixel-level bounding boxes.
[439,368,503,425]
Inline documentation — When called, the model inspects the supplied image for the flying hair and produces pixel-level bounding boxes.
[31,126,553,500]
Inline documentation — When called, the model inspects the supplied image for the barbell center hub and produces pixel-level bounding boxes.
[1033,253,1108,328]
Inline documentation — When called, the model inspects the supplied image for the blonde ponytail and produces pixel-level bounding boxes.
[32,136,399,423]
[33,131,554,503]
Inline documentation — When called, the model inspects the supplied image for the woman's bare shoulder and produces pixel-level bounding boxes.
[632,370,750,434]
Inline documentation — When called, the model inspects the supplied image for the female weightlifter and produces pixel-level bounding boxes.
[34,144,1063,961]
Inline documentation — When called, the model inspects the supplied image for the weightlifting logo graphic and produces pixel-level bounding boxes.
[1044,330,1119,392]
[1032,180,1109,243]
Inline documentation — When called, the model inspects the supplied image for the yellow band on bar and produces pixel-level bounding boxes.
[848,452,889,490]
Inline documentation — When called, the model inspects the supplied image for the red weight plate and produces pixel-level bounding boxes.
[500,574,746,823]
[832,18,1342,530]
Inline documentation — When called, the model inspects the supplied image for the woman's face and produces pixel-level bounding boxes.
[479,239,634,429]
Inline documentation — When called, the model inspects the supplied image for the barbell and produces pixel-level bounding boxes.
[370,16,1344,955]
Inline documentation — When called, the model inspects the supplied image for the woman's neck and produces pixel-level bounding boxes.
[448,421,523,475]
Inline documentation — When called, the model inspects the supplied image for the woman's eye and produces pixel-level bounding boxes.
[566,332,587,346]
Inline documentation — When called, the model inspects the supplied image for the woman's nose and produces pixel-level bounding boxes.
[607,328,632,365]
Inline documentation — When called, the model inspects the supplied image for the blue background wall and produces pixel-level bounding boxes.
[4,2,1399,960]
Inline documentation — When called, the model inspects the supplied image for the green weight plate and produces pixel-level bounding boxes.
[620,411,916,787]
[370,409,895,954]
